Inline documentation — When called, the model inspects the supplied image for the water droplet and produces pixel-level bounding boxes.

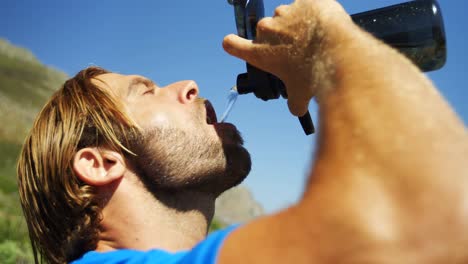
[219,85,239,123]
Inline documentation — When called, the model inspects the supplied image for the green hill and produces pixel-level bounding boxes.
[0,38,67,263]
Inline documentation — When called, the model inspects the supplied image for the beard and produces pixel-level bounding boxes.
[128,117,251,197]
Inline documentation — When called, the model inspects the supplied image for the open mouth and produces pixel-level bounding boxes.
[204,100,218,125]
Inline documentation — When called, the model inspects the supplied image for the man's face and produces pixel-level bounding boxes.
[94,73,251,195]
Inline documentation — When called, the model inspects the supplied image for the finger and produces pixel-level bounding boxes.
[256,17,283,45]
[274,5,290,17]
[256,17,275,33]
[287,92,311,117]
[223,34,257,62]
[223,34,285,74]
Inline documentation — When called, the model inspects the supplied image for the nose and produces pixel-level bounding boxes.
[166,80,199,104]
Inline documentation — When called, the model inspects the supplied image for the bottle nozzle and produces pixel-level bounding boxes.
[236,73,254,94]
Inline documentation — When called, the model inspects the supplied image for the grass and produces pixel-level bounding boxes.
[0,39,66,263]
[0,54,56,107]
[0,141,32,263]
[0,141,22,194]
[0,189,33,263]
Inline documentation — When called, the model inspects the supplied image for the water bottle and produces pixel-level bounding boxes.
[229,0,447,135]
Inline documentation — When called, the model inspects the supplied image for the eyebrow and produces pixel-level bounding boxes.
[127,77,156,96]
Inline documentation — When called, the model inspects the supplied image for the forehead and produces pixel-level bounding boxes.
[92,73,133,96]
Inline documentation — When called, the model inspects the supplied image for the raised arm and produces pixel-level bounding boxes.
[220,0,468,263]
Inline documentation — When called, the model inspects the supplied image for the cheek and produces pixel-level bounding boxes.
[128,101,204,131]
[130,106,171,129]
[148,113,171,127]
[144,112,177,130]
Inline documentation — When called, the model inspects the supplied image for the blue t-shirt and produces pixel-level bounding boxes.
[71,225,237,264]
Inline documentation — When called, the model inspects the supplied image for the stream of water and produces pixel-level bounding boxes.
[219,85,239,123]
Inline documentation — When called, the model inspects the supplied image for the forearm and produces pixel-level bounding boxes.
[220,1,468,261]
[308,20,467,191]
[299,16,468,261]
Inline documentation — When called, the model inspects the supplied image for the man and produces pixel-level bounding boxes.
[17,0,468,263]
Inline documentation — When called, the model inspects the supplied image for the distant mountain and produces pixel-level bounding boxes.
[0,38,67,144]
[0,38,67,202]
[215,185,264,225]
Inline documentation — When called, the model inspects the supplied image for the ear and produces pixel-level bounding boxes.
[73,148,126,186]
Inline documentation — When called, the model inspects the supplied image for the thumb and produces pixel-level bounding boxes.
[223,34,258,63]
[287,93,310,117]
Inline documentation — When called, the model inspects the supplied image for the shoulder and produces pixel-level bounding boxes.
[72,225,238,264]
[180,225,238,263]
[71,249,185,264]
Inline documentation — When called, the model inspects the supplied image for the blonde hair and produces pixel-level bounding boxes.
[17,67,139,263]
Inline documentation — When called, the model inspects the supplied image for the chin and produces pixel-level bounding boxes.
[190,125,251,196]
[133,123,251,197]
[211,139,252,197]
[213,122,244,146]
[211,123,251,195]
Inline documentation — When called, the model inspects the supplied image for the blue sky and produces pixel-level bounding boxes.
[1,0,467,213]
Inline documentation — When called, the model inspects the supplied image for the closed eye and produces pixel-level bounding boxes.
[143,88,155,95]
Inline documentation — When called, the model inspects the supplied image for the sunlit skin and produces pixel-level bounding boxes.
[73,0,468,262]
[218,0,468,263]
[72,73,247,252]
[95,74,211,134]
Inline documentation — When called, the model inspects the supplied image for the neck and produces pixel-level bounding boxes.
[95,176,216,252]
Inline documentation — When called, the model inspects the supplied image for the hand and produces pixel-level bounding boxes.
[223,0,350,116]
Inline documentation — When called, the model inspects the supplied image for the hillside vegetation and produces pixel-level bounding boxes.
[0,38,67,263]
